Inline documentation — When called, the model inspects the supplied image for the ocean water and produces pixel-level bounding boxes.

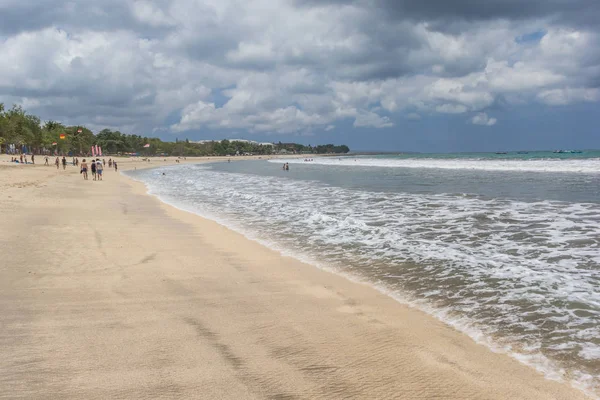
[126,152,600,397]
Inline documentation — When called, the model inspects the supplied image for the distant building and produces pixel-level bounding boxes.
[191,139,274,146]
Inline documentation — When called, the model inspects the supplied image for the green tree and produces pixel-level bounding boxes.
[0,102,349,156]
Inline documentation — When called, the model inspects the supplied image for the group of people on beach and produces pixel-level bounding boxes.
[79,158,117,180]
[47,156,78,170]
[52,156,69,169]
[22,154,119,180]
[10,154,34,164]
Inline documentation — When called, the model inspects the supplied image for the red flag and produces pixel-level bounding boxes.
[52,142,57,146]
[143,143,150,148]
[59,134,66,140]
[77,129,82,133]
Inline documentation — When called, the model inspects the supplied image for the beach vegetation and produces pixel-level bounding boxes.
[0,103,350,156]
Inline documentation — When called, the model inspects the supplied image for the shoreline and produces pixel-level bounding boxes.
[0,153,319,169]
[0,156,594,399]
[127,161,599,399]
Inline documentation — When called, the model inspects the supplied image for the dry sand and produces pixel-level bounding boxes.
[0,155,593,399]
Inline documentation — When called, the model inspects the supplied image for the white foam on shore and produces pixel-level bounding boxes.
[125,165,600,398]
[270,156,600,174]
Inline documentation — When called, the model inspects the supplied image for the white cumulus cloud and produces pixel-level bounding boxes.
[0,0,598,136]
[471,112,497,126]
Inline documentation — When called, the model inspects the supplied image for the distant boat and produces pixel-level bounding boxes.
[517,151,529,154]
[495,152,508,154]
[554,150,583,154]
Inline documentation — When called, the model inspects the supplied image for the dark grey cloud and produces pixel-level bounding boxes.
[0,0,65,35]
[295,0,600,29]
[0,0,599,135]
[379,0,596,24]
[0,0,173,37]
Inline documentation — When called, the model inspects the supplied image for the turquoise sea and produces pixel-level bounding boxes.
[364,150,600,160]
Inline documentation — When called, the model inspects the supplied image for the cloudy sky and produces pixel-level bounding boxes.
[1,0,599,152]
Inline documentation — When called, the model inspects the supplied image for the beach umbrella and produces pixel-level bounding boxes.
[59,133,66,140]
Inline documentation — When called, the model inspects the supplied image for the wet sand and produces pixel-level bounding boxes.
[0,155,593,399]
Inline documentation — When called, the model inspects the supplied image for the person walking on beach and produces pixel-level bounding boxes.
[62,156,67,170]
[44,156,49,166]
[80,159,88,180]
[114,161,118,172]
[96,159,103,181]
[91,159,97,180]
[55,157,60,169]
[19,154,23,164]
[31,154,35,164]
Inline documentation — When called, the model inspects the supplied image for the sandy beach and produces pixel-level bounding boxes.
[0,155,593,399]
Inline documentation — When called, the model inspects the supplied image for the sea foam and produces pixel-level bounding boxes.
[126,163,600,398]
[270,156,600,174]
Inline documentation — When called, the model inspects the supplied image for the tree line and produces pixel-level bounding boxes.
[0,103,350,156]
